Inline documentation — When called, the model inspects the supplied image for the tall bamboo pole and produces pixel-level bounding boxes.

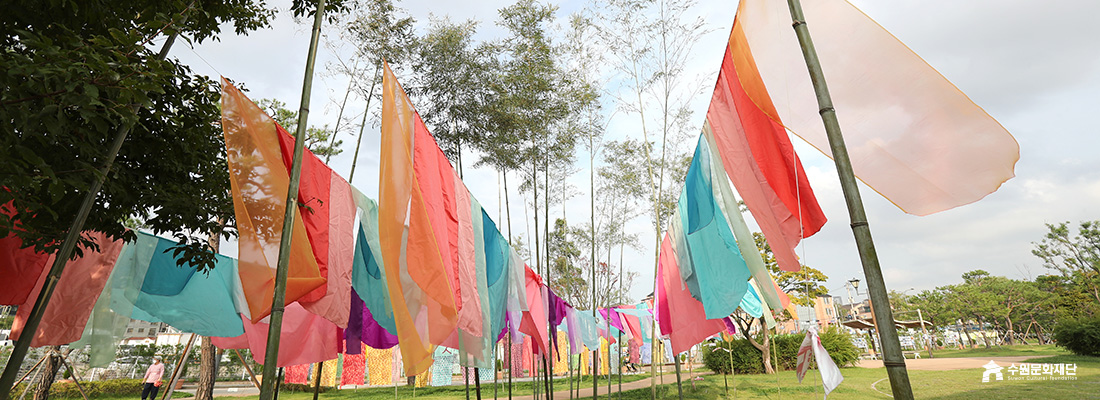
[783,1,913,398]
[257,1,327,399]
[0,29,184,400]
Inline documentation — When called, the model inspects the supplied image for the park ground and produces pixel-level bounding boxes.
[75,346,1100,399]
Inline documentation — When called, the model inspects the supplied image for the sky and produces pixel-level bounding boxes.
[174,0,1100,305]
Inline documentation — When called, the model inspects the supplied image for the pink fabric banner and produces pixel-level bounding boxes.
[11,232,124,346]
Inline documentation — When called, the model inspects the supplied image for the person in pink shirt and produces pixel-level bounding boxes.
[141,356,165,400]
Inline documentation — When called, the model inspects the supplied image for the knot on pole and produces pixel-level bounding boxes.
[818,106,834,115]
[850,221,868,228]
[883,360,908,368]
[792,19,806,27]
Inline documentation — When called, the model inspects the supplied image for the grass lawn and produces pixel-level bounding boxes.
[193,354,1097,400]
[930,344,1069,358]
[616,355,1099,399]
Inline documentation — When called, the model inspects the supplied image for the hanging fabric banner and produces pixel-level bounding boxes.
[11,231,124,346]
[378,62,458,376]
[732,0,1017,215]
[220,79,326,322]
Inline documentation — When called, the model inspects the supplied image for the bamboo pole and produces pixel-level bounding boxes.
[0,28,185,399]
[782,0,913,398]
[258,1,327,399]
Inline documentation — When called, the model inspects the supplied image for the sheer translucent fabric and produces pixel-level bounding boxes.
[519,266,549,355]
[412,120,464,325]
[232,302,339,367]
[12,231,123,346]
[74,232,156,366]
[272,131,355,329]
[220,79,326,322]
[734,0,1018,215]
[127,232,244,337]
[453,175,483,337]
[702,127,784,310]
[349,190,397,336]
[676,135,752,319]
[379,64,457,376]
[656,234,725,355]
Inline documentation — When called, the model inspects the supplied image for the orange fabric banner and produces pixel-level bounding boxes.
[379,63,457,377]
[220,79,326,322]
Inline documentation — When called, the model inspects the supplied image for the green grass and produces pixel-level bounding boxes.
[210,355,1097,400]
[930,344,1069,359]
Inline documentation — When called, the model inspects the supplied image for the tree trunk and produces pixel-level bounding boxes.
[32,346,70,400]
[1004,315,1015,346]
[195,337,218,400]
[738,317,774,374]
[961,322,975,348]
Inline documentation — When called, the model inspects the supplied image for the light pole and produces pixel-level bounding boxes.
[845,279,861,321]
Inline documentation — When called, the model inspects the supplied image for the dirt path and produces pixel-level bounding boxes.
[857,356,1042,371]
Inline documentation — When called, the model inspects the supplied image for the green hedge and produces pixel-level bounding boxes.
[1053,316,1100,357]
[13,379,144,398]
[702,328,860,374]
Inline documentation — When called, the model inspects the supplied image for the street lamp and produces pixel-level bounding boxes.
[846,279,861,320]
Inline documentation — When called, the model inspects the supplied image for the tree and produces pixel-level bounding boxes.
[256,99,343,158]
[339,0,416,182]
[728,233,830,374]
[412,18,494,174]
[752,233,829,307]
[1033,221,1100,304]
[0,0,353,273]
[548,219,587,306]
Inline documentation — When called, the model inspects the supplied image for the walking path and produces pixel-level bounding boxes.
[857,356,1042,371]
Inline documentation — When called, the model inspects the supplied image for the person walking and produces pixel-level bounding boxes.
[141,356,165,400]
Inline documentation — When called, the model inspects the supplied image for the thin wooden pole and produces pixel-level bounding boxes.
[60,354,89,400]
[672,351,682,400]
[164,333,198,400]
[0,28,184,399]
[257,1,326,399]
[11,354,48,388]
[311,362,323,400]
[475,366,483,400]
[782,1,913,398]
[232,350,261,390]
[272,368,283,400]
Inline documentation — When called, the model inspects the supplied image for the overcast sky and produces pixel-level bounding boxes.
[175,0,1100,305]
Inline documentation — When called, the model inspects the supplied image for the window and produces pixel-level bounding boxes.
[126,328,133,333]
[137,328,144,333]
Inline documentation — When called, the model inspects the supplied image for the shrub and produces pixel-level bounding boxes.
[278,382,332,393]
[1053,316,1100,357]
[703,328,860,375]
